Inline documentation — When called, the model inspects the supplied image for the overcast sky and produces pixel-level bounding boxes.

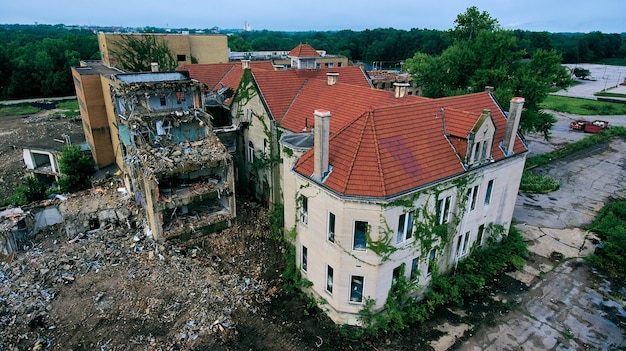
[1,0,625,33]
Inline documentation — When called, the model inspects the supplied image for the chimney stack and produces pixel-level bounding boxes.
[394,82,410,98]
[327,72,339,86]
[241,60,250,69]
[314,109,331,180]
[150,62,159,72]
[503,97,525,155]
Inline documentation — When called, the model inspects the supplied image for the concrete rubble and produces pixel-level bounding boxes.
[0,179,281,350]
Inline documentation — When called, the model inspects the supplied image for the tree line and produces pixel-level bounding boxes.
[0,22,625,101]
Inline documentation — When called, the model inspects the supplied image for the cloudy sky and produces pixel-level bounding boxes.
[1,0,625,33]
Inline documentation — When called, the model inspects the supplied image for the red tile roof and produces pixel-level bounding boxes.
[288,43,321,58]
[252,66,374,123]
[181,61,274,106]
[293,91,528,198]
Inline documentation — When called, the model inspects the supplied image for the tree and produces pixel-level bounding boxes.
[452,6,499,41]
[109,34,177,72]
[57,145,95,193]
[405,8,572,136]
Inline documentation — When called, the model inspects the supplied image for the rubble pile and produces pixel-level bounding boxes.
[0,185,283,350]
[128,136,230,174]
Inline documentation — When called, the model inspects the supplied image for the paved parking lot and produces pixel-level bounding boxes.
[557,64,626,99]
[456,111,626,350]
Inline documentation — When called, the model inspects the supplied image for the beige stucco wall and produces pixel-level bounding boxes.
[98,33,228,68]
[281,140,527,324]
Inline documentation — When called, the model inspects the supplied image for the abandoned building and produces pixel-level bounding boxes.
[72,61,236,241]
[70,41,528,324]
[107,71,235,240]
[98,32,229,68]
[280,93,527,324]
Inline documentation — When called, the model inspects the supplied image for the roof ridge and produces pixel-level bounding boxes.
[280,79,309,124]
[368,110,387,197]
[250,70,274,120]
[340,111,370,194]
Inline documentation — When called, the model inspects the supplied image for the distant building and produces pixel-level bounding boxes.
[98,32,229,68]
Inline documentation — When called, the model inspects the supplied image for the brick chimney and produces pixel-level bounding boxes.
[241,60,250,69]
[150,62,159,72]
[503,97,525,155]
[327,72,339,86]
[314,109,331,180]
[394,82,410,98]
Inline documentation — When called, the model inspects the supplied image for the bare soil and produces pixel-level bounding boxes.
[0,105,568,351]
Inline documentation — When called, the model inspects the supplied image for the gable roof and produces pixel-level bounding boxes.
[180,61,274,106]
[293,91,527,199]
[288,43,321,58]
[251,66,373,124]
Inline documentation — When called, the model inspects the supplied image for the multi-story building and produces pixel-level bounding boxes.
[280,92,527,324]
[98,33,228,68]
[71,61,236,241]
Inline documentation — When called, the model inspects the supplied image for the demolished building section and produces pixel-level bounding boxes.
[108,71,236,241]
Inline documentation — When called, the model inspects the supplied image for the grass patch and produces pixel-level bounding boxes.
[525,126,626,169]
[541,95,626,115]
[594,91,626,98]
[586,198,626,281]
[519,171,560,193]
[0,104,42,116]
[56,99,80,117]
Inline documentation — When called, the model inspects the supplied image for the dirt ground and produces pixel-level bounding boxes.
[1,104,624,350]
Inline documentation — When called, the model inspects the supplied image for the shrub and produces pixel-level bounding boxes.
[519,171,560,193]
[57,145,95,193]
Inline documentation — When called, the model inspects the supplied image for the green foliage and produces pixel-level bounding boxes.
[0,104,42,117]
[541,95,626,115]
[358,225,527,334]
[365,220,397,262]
[586,198,626,281]
[573,67,591,79]
[405,8,572,135]
[519,171,560,193]
[1,175,47,206]
[0,25,98,99]
[109,34,177,72]
[57,145,95,193]
[269,203,285,240]
[525,126,626,169]
[281,244,313,294]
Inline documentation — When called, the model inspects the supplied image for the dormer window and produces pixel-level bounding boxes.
[467,110,495,166]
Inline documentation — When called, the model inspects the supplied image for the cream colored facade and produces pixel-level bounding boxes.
[229,71,282,206]
[281,145,526,324]
[98,33,228,68]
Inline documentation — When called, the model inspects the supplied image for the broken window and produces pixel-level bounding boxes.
[436,196,451,225]
[467,185,479,212]
[159,94,166,106]
[396,211,414,244]
[176,91,186,103]
[177,54,186,62]
[410,257,420,281]
[476,224,485,247]
[484,179,494,205]
[353,221,368,251]
[350,276,364,303]
[247,141,254,164]
[327,211,335,243]
[302,246,308,272]
[299,195,308,224]
[326,265,334,293]
[392,265,402,286]
[457,231,471,258]
[427,249,437,275]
